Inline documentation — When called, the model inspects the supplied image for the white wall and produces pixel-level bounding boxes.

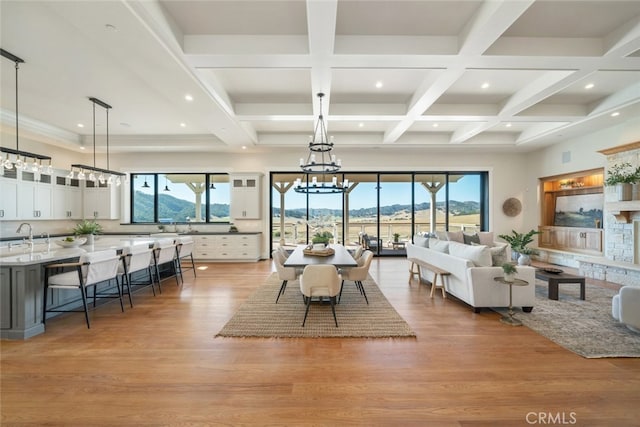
[4,116,640,258]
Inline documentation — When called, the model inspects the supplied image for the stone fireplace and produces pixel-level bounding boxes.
[579,142,640,286]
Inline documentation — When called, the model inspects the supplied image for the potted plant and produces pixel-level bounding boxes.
[73,220,102,245]
[517,246,539,266]
[498,229,541,260]
[502,262,517,282]
[311,231,333,247]
[393,233,400,243]
[605,162,640,201]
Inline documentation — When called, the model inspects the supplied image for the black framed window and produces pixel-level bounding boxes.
[131,173,229,223]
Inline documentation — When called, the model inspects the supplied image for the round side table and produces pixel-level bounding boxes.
[494,277,529,326]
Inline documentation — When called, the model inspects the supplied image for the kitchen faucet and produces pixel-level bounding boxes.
[16,223,34,248]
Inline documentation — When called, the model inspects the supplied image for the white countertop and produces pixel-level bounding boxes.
[0,237,157,267]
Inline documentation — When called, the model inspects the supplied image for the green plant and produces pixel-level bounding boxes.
[502,262,517,275]
[311,231,333,244]
[498,229,540,253]
[73,220,102,235]
[518,246,539,256]
[393,233,400,242]
[605,162,640,186]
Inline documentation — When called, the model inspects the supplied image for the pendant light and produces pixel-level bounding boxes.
[294,93,348,194]
[163,176,170,191]
[70,97,125,184]
[0,49,53,172]
[142,177,150,188]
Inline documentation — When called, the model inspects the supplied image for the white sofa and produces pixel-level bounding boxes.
[612,286,640,333]
[407,238,536,313]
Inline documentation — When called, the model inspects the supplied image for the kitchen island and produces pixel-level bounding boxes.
[0,237,156,340]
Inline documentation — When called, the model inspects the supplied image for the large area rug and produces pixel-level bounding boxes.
[497,279,640,358]
[216,273,416,338]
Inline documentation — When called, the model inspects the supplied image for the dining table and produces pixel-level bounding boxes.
[283,244,358,269]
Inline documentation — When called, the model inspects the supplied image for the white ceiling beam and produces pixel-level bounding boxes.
[382,68,466,144]
[603,15,640,57]
[458,0,534,55]
[499,70,588,117]
[125,0,257,147]
[382,0,533,145]
[306,0,337,118]
[449,121,495,144]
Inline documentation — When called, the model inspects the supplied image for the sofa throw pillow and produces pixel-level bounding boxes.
[430,240,449,254]
[435,231,448,241]
[478,231,495,247]
[448,241,492,267]
[463,233,481,245]
[413,234,429,248]
[490,244,508,266]
[446,230,464,243]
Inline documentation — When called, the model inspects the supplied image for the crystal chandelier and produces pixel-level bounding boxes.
[294,93,348,194]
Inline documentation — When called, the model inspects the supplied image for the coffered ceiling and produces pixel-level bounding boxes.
[1,0,640,154]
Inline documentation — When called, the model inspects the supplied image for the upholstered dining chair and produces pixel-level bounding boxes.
[118,243,154,304]
[272,249,299,303]
[352,245,364,261]
[151,238,179,293]
[277,245,290,259]
[300,264,341,327]
[43,249,121,329]
[175,236,196,284]
[340,250,373,304]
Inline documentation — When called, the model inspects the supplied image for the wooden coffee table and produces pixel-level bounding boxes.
[535,269,586,301]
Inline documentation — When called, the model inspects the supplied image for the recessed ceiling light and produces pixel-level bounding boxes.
[505,123,512,128]
[611,112,620,117]
[481,82,490,89]
[241,146,247,150]
[358,122,364,128]
[184,94,193,101]
[77,123,84,128]
[80,146,86,150]
[432,123,438,128]
[180,122,186,127]
[585,83,595,89]
[105,24,118,32]
[375,81,383,89]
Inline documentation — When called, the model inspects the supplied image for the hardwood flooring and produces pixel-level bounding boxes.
[1,259,639,426]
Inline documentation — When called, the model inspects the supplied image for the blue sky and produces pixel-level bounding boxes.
[134,174,481,210]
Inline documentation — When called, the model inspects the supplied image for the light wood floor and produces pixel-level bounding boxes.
[1,259,639,426]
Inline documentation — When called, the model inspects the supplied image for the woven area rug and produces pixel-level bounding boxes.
[216,273,416,338]
[496,280,640,358]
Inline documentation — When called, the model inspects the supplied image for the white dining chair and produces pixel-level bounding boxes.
[272,250,300,303]
[151,238,179,293]
[118,243,154,304]
[300,264,341,327]
[43,249,121,329]
[175,236,196,283]
[340,250,373,304]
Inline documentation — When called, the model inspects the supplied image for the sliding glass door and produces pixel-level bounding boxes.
[270,171,488,256]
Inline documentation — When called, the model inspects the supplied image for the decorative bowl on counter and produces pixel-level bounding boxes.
[55,237,87,248]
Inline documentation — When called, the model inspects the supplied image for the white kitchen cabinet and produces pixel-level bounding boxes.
[18,171,52,220]
[83,180,121,220]
[192,233,261,261]
[230,174,261,220]
[52,176,82,220]
[0,173,19,220]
